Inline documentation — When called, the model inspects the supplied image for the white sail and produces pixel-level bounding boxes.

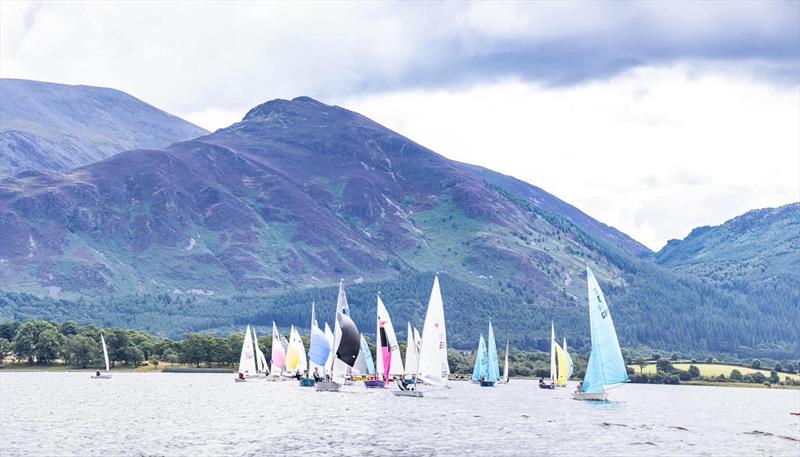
[414,327,421,354]
[502,341,509,383]
[417,275,449,386]
[100,333,110,373]
[296,327,308,373]
[238,325,257,376]
[252,326,268,374]
[375,294,404,377]
[324,322,334,374]
[550,322,557,385]
[403,322,418,378]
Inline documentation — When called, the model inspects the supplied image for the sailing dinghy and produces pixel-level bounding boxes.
[394,275,449,397]
[267,322,289,381]
[305,317,331,387]
[573,267,629,401]
[91,333,112,379]
[235,325,257,381]
[370,293,404,388]
[539,323,558,389]
[555,336,573,387]
[316,280,361,392]
[499,341,510,384]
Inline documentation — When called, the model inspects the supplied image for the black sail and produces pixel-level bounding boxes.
[336,313,361,367]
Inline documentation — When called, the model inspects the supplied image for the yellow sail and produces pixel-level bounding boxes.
[285,327,300,371]
[554,341,569,386]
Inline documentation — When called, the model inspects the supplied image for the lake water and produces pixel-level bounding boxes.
[1,372,798,456]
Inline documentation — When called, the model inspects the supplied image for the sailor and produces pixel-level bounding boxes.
[96,370,101,377]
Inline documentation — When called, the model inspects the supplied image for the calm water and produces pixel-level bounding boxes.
[1,372,798,456]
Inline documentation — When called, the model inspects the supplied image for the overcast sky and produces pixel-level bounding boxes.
[1,1,798,250]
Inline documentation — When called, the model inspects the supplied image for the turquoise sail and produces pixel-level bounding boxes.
[582,267,629,393]
[471,334,487,382]
[360,335,376,375]
[487,321,500,382]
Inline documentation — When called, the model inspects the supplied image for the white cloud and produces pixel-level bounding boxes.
[340,65,800,250]
[1,2,798,249]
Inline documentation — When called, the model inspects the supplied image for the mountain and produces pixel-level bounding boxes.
[657,203,799,301]
[0,97,796,358]
[0,79,208,177]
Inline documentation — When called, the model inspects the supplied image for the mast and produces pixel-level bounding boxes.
[550,322,556,385]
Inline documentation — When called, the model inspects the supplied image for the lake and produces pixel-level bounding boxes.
[1,372,798,456]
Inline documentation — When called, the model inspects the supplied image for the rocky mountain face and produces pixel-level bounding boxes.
[0,96,647,300]
[0,79,207,177]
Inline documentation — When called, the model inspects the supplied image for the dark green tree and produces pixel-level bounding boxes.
[656,358,674,373]
[13,320,62,363]
[751,359,761,369]
[730,369,743,381]
[688,365,700,379]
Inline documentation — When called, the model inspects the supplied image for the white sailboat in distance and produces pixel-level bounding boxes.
[91,333,111,379]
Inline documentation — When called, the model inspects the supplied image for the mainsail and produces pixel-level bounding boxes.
[554,341,569,386]
[238,325,257,376]
[502,341,509,383]
[417,275,449,386]
[471,334,488,382]
[550,322,557,385]
[563,337,574,381]
[375,294,404,379]
[487,321,500,381]
[332,280,359,383]
[353,335,375,375]
[286,326,307,374]
[324,322,334,374]
[403,322,418,379]
[100,333,110,373]
[581,267,629,394]
[308,302,324,376]
[270,322,286,375]
[335,312,361,369]
[252,326,268,375]
[308,324,331,376]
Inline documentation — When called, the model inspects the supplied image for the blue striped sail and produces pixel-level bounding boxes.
[360,335,376,375]
[487,321,500,382]
[582,267,629,393]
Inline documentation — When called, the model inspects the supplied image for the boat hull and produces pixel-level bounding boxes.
[314,381,341,392]
[91,375,111,379]
[234,378,247,382]
[364,380,386,388]
[299,378,315,387]
[392,390,423,397]
[538,383,556,389]
[479,381,495,387]
[572,391,609,401]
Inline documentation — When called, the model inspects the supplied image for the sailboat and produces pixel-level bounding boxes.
[394,275,448,397]
[91,333,111,379]
[556,337,574,387]
[306,317,331,387]
[316,280,361,392]
[498,341,510,384]
[403,323,418,381]
[267,322,288,381]
[372,293,404,388]
[471,334,490,385]
[353,334,376,381]
[323,322,335,375]
[540,323,558,389]
[286,325,308,376]
[235,325,258,381]
[574,267,629,401]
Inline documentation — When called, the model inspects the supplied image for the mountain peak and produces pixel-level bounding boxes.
[241,96,338,123]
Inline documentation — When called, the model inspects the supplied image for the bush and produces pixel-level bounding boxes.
[751,359,761,369]
[677,370,691,381]
[730,369,743,381]
[656,359,674,373]
[688,365,701,379]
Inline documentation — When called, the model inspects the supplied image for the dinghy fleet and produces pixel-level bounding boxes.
[88,267,626,401]
[228,267,628,400]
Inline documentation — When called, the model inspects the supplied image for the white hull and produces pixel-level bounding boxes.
[315,381,341,392]
[392,390,423,397]
[91,375,111,379]
[572,391,608,401]
[234,378,247,382]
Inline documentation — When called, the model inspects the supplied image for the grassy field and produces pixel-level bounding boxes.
[633,362,800,381]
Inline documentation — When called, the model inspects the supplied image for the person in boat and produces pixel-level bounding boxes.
[96,370,101,377]
[397,378,408,391]
[539,377,547,388]
[575,381,583,393]
[238,372,245,380]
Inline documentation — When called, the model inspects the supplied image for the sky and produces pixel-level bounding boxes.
[1,1,798,250]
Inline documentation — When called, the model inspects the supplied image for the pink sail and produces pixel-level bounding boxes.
[379,322,391,382]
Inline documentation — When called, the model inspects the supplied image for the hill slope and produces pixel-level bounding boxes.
[0,79,208,176]
[0,97,796,357]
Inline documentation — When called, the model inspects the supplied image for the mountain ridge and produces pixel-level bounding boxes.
[0,78,208,177]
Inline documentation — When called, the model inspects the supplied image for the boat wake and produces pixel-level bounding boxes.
[744,430,800,442]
